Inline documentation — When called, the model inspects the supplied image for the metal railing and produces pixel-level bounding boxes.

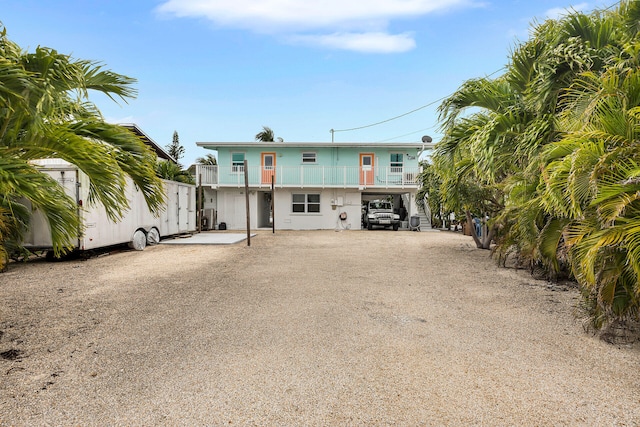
[194,165,420,189]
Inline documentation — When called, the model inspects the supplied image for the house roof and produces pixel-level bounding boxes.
[196,141,435,151]
[121,123,176,163]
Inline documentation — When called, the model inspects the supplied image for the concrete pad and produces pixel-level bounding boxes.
[161,232,256,245]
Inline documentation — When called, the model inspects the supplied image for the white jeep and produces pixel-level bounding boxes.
[363,200,401,230]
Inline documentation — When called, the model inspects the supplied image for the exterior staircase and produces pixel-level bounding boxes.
[401,193,434,231]
[413,211,431,231]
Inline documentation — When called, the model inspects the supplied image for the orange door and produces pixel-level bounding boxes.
[261,153,275,184]
[360,153,374,185]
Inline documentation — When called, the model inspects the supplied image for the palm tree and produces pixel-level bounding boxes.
[255,126,275,142]
[431,1,640,328]
[196,153,217,165]
[531,2,640,327]
[540,67,640,328]
[155,161,195,184]
[416,161,444,228]
[435,74,527,249]
[435,2,634,251]
[0,25,164,266]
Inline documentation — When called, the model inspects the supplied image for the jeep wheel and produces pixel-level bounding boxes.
[367,222,373,230]
[393,223,399,231]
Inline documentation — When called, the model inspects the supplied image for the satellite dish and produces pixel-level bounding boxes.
[421,135,433,143]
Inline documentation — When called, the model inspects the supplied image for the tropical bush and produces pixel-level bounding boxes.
[0,25,164,269]
[155,160,195,184]
[427,1,640,328]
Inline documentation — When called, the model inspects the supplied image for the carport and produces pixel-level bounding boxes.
[361,191,412,228]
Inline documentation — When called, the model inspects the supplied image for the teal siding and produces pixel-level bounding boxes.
[208,144,421,188]
[217,147,419,169]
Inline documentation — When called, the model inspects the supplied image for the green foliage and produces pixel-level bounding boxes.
[0,24,165,261]
[155,160,195,184]
[166,130,185,164]
[196,153,217,165]
[255,126,278,142]
[428,1,640,328]
[416,161,442,226]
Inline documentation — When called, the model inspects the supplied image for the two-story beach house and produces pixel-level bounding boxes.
[194,141,433,230]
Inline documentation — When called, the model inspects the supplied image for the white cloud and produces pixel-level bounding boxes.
[545,3,589,20]
[290,32,416,53]
[157,0,471,30]
[156,0,478,53]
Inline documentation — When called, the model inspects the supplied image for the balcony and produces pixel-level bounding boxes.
[194,165,420,189]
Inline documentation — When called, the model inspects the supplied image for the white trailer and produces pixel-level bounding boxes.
[22,160,196,254]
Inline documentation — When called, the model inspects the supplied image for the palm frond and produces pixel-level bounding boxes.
[538,217,571,274]
[0,154,80,257]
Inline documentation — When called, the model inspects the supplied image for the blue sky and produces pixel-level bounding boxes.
[2,0,613,165]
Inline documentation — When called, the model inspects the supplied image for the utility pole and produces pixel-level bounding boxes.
[244,160,250,246]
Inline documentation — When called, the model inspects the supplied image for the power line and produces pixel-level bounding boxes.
[331,95,447,134]
[330,67,505,139]
[329,1,619,141]
[377,124,438,143]
[602,1,620,12]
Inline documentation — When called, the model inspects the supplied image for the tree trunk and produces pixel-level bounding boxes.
[482,223,496,250]
[465,210,483,248]
[465,210,494,250]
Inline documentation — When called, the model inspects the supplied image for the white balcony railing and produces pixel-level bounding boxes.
[194,165,420,189]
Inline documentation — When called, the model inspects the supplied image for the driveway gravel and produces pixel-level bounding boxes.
[1,230,639,426]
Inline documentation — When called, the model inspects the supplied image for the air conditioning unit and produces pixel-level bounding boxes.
[202,208,216,230]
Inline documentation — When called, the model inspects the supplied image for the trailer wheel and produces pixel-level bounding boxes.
[46,250,57,261]
[129,229,147,251]
[146,227,160,245]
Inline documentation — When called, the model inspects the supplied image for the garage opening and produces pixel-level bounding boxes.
[361,192,411,230]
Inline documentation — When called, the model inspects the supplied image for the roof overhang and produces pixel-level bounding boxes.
[121,123,176,163]
[196,141,435,150]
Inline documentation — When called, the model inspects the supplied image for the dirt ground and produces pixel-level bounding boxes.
[1,230,639,426]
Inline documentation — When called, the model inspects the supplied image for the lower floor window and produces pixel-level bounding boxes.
[292,193,320,213]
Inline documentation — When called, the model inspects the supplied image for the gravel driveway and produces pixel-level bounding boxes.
[1,230,639,426]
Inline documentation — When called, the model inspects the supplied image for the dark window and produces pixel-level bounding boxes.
[232,153,245,172]
[390,153,403,173]
[292,193,320,213]
[302,152,317,163]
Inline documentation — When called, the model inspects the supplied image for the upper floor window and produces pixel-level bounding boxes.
[302,152,317,164]
[390,153,403,173]
[232,152,245,172]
